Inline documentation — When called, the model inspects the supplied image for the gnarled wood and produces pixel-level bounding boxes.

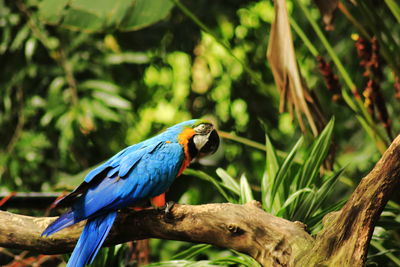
[0,201,313,266]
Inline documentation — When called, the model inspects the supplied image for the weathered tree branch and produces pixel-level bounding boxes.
[1,135,399,266]
[0,202,313,266]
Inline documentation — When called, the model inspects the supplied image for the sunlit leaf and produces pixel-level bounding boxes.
[262,134,279,210]
[216,168,240,195]
[239,174,254,204]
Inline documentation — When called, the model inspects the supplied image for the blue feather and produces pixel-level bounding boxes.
[67,211,117,267]
[42,210,76,237]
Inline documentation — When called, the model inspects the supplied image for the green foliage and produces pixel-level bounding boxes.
[38,0,174,32]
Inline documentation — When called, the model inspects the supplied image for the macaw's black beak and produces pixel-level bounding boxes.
[198,129,219,156]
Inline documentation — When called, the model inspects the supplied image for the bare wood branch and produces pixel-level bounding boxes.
[0,201,313,266]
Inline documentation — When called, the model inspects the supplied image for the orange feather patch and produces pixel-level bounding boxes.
[177,127,196,176]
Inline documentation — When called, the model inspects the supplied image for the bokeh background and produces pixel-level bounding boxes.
[1,0,399,266]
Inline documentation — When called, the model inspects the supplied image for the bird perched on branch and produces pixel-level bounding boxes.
[42,119,220,267]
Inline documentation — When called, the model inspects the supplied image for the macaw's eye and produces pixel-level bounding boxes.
[194,123,212,134]
[199,129,219,155]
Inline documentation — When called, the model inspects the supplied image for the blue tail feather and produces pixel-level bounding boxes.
[42,210,78,237]
[67,211,117,267]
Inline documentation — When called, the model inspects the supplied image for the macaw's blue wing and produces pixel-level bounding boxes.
[71,141,183,219]
[42,141,185,267]
[53,143,143,208]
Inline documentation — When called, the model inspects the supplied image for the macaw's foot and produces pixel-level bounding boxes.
[164,201,175,222]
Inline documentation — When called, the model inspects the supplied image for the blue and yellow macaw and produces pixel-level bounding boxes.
[42,119,219,267]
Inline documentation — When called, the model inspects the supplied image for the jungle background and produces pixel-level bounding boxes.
[0,0,399,266]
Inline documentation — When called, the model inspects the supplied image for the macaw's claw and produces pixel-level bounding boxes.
[164,201,175,222]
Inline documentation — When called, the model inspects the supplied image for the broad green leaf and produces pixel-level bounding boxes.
[240,174,254,204]
[38,0,69,24]
[62,8,103,32]
[119,0,174,31]
[37,0,174,33]
[216,168,240,195]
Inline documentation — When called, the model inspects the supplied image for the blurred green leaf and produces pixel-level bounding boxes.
[37,0,174,32]
[80,80,121,94]
[90,101,121,122]
[172,244,212,260]
[104,52,151,64]
[92,91,131,110]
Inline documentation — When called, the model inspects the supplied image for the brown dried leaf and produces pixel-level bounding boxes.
[267,0,323,136]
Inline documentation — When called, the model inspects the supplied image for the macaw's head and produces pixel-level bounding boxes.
[176,119,220,160]
[191,121,220,157]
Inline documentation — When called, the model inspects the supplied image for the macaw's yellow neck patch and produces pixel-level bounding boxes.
[177,127,196,176]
